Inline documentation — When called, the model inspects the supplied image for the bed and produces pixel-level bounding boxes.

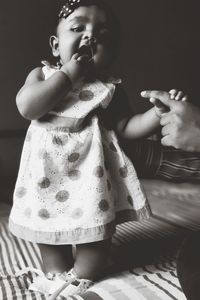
[1,179,200,300]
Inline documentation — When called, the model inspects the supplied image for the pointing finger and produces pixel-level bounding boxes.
[141,90,172,107]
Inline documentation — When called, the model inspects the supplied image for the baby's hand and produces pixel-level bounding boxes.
[149,97,169,117]
[169,89,188,101]
[141,91,169,117]
[152,89,188,116]
[141,89,189,118]
[61,53,91,85]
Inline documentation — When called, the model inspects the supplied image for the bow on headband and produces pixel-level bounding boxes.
[59,0,82,19]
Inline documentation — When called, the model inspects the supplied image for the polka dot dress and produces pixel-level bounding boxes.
[9,64,151,245]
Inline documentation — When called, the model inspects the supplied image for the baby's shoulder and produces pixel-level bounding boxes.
[25,66,44,84]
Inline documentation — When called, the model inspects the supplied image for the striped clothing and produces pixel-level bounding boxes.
[122,139,200,182]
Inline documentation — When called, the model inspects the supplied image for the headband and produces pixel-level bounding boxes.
[59,0,84,19]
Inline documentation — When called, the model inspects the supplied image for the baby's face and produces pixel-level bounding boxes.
[53,5,113,71]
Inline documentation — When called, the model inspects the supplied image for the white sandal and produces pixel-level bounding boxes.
[48,269,93,299]
[16,267,75,295]
[16,267,53,294]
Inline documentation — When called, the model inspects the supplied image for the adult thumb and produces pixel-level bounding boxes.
[141,90,172,107]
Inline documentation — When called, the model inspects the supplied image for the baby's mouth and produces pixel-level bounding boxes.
[77,45,94,62]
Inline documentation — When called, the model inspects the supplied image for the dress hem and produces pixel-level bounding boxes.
[9,205,151,245]
[9,219,116,245]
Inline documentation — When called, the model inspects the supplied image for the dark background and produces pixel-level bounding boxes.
[1,0,200,130]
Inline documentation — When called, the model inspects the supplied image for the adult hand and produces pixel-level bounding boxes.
[142,90,200,152]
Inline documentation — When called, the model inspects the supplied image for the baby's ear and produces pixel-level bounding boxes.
[49,35,59,57]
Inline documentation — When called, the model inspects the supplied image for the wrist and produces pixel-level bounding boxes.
[60,65,79,86]
[57,70,73,87]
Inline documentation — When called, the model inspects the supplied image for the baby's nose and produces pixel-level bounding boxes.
[88,36,97,44]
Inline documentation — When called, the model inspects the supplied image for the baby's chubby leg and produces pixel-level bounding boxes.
[46,240,111,299]
[39,244,74,274]
[74,239,111,281]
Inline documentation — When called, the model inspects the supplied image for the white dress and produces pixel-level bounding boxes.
[9,64,151,245]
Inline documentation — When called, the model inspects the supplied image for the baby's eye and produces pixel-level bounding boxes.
[71,24,85,32]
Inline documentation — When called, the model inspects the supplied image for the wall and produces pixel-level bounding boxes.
[1,0,200,130]
[0,0,200,193]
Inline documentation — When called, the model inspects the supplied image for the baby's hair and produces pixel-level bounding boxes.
[53,0,121,59]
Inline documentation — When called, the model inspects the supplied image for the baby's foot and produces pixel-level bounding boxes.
[48,268,93,299]
[16,267,53,294]
[29,275,53,294]
[169,89,188,101]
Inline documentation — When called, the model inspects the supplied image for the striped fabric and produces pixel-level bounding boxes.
[157,147,200,181]
[1,201,196,300]
[123,139,200,182]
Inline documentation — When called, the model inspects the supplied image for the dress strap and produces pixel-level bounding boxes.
[107,77,122,84]
[41,60,60,70]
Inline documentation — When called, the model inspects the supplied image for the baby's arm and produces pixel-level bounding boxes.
[16,67,72,120]
[115,88,188,139]
[116,107,160,139]
[111,86,160,139]
[17,54,88,120]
